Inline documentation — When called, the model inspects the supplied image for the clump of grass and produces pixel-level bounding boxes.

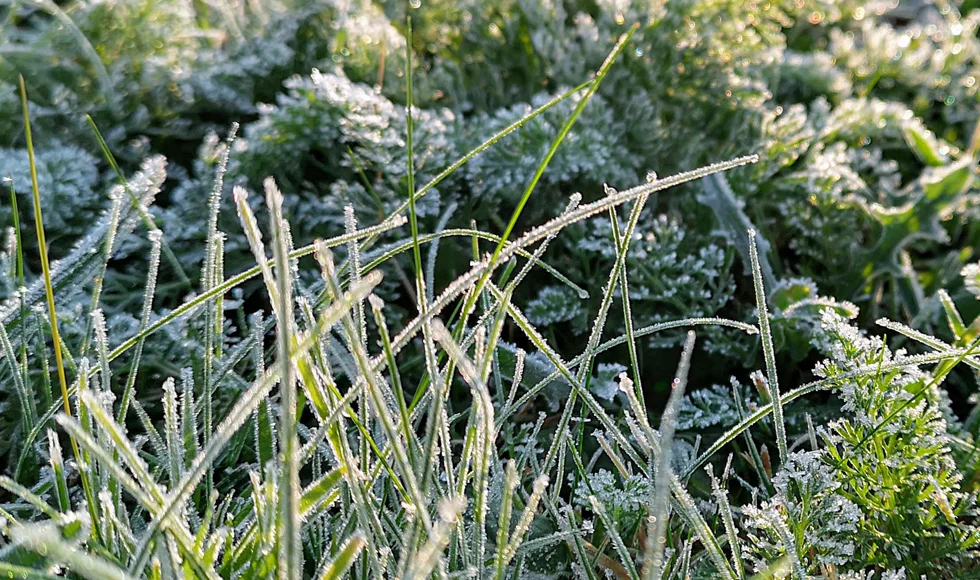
[3,10,980,580]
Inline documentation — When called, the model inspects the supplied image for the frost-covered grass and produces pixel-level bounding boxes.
[3,1,980,578]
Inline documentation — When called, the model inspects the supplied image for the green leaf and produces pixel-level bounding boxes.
[903,122,947,167]
[923,156,975,200]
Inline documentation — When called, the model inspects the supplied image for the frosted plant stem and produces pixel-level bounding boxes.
[709,465,745,579]
[266,179,301,580]
[608,206,644,406]
[646,331,695,580]
[0,320,34,431]
[748,229,787,464]
[116,230,162,423]
[319,246,432,533]
[501,317,758,423]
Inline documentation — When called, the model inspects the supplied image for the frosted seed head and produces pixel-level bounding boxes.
[344,205,357,232]
[233,185,249,203]
[367,293,385,311]
[437,496,466,522]
[618,372,634,394]
[532,474,550,494]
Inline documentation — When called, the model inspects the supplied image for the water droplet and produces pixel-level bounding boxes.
[578,289,589,300]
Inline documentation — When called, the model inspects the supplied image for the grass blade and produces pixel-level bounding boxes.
[646,331,696,580]
[314,534,366,580]
[265,178,301,580]
[748,229,787,464]
[19,74,71,433]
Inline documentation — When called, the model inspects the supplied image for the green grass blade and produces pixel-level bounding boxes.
[748,229,787,464]
[350,80,592,264]
[0,319,35,436]
[0,561,63,580]
[608,206,645,406]
[460,24,639,341]
[19,74,71,428]
[7,176,30,405]
[18,75,103,533]
[493,461,518,580]
[265,178,301,580]
[314,534,366,580]
[128,264,382,576]
[709,466,745,579]
[487,24,638,272]
[84,114,191,287]
[300,466,346,519]
[404,17,425,307]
